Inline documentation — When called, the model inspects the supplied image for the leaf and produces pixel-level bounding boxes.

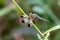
[0,7,13,16]
[26,0,44,5]
[53,31,60,40]
[44,25,60,35]
[32,6,45,14]
[0,3,15,16]
[37,33,43,40]
[57,0,60,7]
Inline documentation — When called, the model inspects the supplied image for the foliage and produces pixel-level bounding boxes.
[0,0,60,40]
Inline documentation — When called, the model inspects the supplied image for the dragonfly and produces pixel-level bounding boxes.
[19,13,49,27]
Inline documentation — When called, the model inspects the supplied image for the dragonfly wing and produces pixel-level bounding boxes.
[37,16,49,22]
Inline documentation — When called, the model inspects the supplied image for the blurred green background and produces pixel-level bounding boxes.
[0,0,60,40]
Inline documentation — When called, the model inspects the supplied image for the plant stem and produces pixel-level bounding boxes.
[12,0,27,16]
[12,0,44,37]
[30,20,44,36]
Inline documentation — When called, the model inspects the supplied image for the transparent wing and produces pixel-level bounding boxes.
[37,15,49,22]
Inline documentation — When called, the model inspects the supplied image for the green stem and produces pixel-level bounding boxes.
[30,20,44,36]
[12,0,43,37]
[12,0,27,16]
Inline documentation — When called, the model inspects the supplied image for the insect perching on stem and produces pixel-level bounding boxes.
[12,0,49,36]
[19,13,49,27]
[28,13,49,22]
